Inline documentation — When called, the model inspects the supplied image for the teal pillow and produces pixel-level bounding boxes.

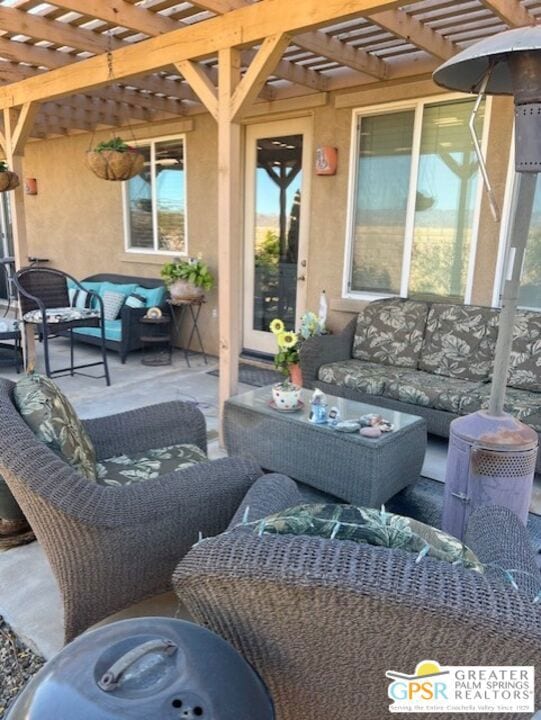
[14,372,97,481]
[99,282,138,300]
[134,285,166,307]
[247,503,484,573]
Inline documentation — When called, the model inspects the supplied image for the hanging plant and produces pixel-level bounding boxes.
[0,161,20,192]
[85,137,145,182]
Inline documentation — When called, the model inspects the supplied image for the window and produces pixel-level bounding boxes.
[124,136,187,254]
[344,97,488,303]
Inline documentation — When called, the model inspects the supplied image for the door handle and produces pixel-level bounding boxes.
[297,275,306,282]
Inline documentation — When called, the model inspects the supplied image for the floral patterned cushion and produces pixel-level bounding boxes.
[419,303,499,381]
[14,372,97,481]
[96,443,208,486]
[246,503,483,572]
[352,299,429,368]
[318,360,402,396]
[383,370,481,414]
[507,311,541,392]
[460,385,541,432]
[23,307,101,324]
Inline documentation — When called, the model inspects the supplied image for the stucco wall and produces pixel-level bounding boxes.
[19,81,514,355]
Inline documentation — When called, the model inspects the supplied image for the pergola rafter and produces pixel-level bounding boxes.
[477,0,536,27]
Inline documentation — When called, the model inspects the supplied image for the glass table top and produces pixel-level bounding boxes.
[227,385,423,435]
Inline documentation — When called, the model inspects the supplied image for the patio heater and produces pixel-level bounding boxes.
[433,27,540,539]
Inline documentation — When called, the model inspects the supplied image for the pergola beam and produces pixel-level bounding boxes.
[369,8,457,59]
[175,61,219,120]
[0,0,405,109]
[477,0,536,27]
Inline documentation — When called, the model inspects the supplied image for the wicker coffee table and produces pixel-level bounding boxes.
[224,386,427,507]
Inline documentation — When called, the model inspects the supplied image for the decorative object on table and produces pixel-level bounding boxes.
[85,137,145,181]
[360,426,382,439]
[0,161,19,192]
[161,256,214,302]
[145,305,162,320]
[334,420,360,433]
[309,387,328,424]
[167,297,208,368]
[6,617,275,720]
[270,311,325,384]
[327,406,340,426]
[138,315,172,367]
[359,413,394,433]
[315,146,338,176]
[271,380,302,411]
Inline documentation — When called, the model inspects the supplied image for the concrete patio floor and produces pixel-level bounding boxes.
[0,335,538,662]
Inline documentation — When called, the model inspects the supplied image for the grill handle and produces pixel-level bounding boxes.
[98,638,177,692]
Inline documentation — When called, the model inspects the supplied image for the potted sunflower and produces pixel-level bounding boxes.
[85,137,145,181]
[0,161,19,192]
[270,311,326,388]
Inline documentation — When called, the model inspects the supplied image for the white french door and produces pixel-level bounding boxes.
[243,117,312,355]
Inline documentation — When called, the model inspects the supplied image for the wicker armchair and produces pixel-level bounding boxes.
[174,475,541,719]
[0,378,261,642]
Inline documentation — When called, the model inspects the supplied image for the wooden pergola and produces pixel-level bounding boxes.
[0,0,536,411]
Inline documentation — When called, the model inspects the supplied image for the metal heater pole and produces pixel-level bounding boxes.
[489,171,537,416]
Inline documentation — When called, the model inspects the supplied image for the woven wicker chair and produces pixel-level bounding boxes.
[174,475,541,719]
[0,378,262,642]
[14,266,110,385]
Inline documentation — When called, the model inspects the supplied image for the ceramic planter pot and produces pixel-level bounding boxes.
[168,280,204,302]
[85,149,145,181]
[0,171,19,192]
[272,382,301,410]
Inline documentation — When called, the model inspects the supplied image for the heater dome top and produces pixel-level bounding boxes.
[433,25,541,95]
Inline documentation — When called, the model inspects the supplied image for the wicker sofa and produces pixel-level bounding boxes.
[67,273,168,363]
[0,378,262,642]
[174,474,541,719]
[300,298,541,471]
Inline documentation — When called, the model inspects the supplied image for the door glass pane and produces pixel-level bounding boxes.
[409,99,483,302]
[520,174,541,309]
[350,110,415,294]
[253,134,302,331]
[126,145,152,249]
[155,139,186,253]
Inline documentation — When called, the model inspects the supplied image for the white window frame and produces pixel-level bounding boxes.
[122,132,188,256]
[342,93,493,303]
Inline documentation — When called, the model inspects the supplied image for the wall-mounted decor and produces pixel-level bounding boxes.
[24,178,38,195]
[315,146,338,176]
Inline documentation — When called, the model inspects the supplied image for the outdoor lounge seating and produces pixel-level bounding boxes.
[174,474,541,718]
[300,298,541,472]
[0,377,261,642]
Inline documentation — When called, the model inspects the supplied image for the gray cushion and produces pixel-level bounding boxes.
[507,311,541,392]
[419,303,499,381]
[352,298,429,368]
[102,291,125,321]
[96,443,208,486]
[460,385,541,432]
[384,370,481,413]
[14,372,97,481]
[318,359,402,395]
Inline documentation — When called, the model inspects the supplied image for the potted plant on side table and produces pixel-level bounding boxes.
[161,257,214,301]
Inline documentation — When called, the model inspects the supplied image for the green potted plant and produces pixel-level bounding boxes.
[270,312,325,387]
[85,137,145,181]
[161,256,214,301]
[0,160,19,193]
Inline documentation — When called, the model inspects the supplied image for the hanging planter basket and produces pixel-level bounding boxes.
[85,149,145,182]
[0,171,20,193]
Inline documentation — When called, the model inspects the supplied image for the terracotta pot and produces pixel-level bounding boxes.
[289,363,303,387]
[169,280,204,302]
[0,171,19,192]
[272,382,301,410]
[85,149,145,181]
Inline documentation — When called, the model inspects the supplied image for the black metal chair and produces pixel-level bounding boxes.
[14,267,110,385]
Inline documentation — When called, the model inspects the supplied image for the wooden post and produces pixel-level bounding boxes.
[217,47,242,420]
[3,104,39,368]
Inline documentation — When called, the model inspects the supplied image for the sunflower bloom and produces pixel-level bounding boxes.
[269,318,285,335]
[278,331,298,349]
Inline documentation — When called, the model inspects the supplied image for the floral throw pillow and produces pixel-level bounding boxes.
[247,503,483,573]
[352,299,429,368]
[14,372,97,481]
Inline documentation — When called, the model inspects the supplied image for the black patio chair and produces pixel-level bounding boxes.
[14,266,110,385]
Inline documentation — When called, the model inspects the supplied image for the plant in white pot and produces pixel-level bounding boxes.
[161,257,214,301]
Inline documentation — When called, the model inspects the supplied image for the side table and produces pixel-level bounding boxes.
[167,298,208,368]
[0,318,22,373]
[138,316,172,367]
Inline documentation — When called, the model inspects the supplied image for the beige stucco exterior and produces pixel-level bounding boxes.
[17,78,514,357]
